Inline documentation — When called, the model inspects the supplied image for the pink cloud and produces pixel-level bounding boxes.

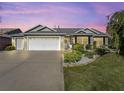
[84,22,106,33]
[0,15,84,32]
[0,20,106,33]
[0,22,32,31]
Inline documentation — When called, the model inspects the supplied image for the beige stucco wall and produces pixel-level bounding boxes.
[60,36,65,52]
[12,37,16,47]
[64,36,70,44]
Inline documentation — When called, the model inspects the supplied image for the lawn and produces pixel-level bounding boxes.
[64,53,124,91]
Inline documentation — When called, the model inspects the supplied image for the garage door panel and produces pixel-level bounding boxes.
[28,37,60,50]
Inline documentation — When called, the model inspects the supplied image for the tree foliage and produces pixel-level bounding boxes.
[107,10,124,55]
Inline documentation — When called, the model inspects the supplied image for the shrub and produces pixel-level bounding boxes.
[64,51,82,63]
[85,51,95,58]
[72,44,84,53]
[86,44,93,50]
[95,48,110,56]
[73,51,82,61]
[5,46,15,51]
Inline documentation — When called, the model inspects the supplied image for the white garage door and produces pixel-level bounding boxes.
[16,38,24,50]
[28,37,60,50]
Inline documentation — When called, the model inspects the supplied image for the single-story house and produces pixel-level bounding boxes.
[12,25,109,51]
[0,28,22,50]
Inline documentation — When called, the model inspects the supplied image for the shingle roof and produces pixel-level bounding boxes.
[54,28,107,36]
[24,25,66,35]
[54,28,82,34]
[12,25,108,37]
[90,28,106,35]
[25,25,57,33]
[0,28,22,35]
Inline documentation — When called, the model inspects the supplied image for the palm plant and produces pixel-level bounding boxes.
[107,10,124,55]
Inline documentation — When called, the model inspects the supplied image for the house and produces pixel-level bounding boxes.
[0,28,22,50]
[12,25,109,51]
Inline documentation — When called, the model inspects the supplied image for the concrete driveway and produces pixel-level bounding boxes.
[0,51,64,91]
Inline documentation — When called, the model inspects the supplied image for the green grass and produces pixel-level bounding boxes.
[64,53,124,91]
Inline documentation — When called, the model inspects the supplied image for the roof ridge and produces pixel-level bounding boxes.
[25,25,43,33]
[85,28,99,34]
[91,28,105,34]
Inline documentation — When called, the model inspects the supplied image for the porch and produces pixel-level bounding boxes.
[64,35,108,50]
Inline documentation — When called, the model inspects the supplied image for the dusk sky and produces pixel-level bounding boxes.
[0,2,124,32]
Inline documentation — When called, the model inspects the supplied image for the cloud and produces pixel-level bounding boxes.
[2,2,124,33]
[0,9,50,15]
[0,3,86,16]
[0,2,88,32]
[0,18,106,33]
[84,22,106,32]
[91,3,114,16]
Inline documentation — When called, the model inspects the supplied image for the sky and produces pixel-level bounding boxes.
[0,2,124,32]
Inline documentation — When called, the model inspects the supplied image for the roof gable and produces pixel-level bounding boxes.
[73,28,107,36]
[37,26,57,33]
[25,25,44,33]
[84,28,95,34]
[25,25,57,33]
[77,31,86,34]
[90,28,105,35]
[75,28,85,34]
[75,28,94,34]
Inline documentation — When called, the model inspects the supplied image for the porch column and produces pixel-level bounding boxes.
[70,36,72,44]
[89,36,93,45]
[69,36,73,48]
[103,37,105,45]
[75,36,77,44]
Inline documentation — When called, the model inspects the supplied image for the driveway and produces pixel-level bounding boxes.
[0,51,64,91]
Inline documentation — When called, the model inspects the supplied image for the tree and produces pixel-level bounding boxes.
[107,10,124,55]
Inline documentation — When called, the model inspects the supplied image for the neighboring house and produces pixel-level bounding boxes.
[12,25,109,51]
[0,28,22,50]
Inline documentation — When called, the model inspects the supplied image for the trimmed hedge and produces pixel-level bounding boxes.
[5,46,15,51]
[95,48,110,56]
